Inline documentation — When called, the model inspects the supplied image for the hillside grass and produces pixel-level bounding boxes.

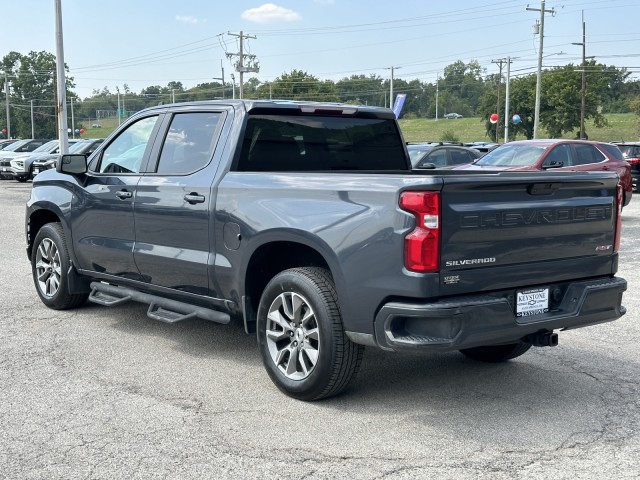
[399,113,640,144]
[75,116,120,139]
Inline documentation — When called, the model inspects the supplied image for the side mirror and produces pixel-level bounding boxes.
[416,162,436,169]
[57,154,87,174]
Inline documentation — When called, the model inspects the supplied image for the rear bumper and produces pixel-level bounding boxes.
[373,276,627,352]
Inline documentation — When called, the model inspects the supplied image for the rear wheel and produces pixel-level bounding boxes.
[459,342,531,363]
[257,267,364,401]
[32,223,88,310]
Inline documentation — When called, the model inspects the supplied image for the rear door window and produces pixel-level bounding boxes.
[450,149,475,165]
[572,144,605,166]
[156,112,222,174]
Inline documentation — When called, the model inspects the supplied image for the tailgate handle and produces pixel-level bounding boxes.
[528,183,562,195]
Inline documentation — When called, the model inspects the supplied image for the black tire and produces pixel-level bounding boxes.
[257,267,364,401]
[31,222,88,310]
[16,176,28,183]
[459,341,532,363]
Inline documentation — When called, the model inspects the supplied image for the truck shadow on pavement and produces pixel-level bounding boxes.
[90,302,637,432]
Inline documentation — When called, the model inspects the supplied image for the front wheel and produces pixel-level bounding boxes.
[459,342,531,363]
[257,267,364,401]
[31,223,88,310]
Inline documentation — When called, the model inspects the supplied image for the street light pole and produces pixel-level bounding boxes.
[504,57,512,143]
[4,74,10,138]
[54,0,69,152]
[527,0,554,139]
[572,12,587,139]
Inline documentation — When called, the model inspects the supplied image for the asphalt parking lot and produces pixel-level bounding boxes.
[1,180,639,479]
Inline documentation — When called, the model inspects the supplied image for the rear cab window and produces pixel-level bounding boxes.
[237,114,408,172]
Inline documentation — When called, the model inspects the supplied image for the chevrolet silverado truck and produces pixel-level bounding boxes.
[26,100,627,400]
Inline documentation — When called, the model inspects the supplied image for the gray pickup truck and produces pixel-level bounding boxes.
[26,100,627,400]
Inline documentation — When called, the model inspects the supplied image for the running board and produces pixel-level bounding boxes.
[88,282,230,325]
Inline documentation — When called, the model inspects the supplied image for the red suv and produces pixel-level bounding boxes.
[457,139,632,206]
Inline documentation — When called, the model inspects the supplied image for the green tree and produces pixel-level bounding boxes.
[541,62,607,138]
[1,50,74,138]
[270,70,338,101]
[440,60,486,115]
[335,74,385,107]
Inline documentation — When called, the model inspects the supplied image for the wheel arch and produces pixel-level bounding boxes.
[245,240,336,311]
[27,207,64,261]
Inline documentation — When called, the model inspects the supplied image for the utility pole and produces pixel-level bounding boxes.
[492,58,508,143]
[226,31,259,99]
[54,0,69,153]
[572,11,587,139]
[5,74,11,138]
[172,89,175,103]
[387,66,400,109]
[527,0,554,139]
[504,57,512,143]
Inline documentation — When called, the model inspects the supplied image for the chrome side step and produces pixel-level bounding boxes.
[88,282,230,325]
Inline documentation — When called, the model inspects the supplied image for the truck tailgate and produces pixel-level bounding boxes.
[438,172,620,296]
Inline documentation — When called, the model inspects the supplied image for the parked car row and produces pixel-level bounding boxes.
[407,139,634,206]
[0,139,104,181]
[456,139,633,206]
[31,139,104,178]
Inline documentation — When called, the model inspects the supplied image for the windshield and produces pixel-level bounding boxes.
[2,140,29,152]
[475,144,548,167]
[33,140,59,153]
[408,148,430,166]
[70,141,94,154]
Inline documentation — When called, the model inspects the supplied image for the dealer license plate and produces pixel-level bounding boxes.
[516,288,549,317]
[33,168,39,175]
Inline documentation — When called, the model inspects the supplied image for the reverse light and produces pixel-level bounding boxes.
[400,191,441,272]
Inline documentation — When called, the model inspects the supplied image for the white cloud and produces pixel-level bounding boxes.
[241,4,301,24]
[176,16,206,25]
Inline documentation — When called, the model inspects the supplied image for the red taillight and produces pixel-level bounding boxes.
[615,184,622,252]
[400,191,440,272]
[626,157,640,165]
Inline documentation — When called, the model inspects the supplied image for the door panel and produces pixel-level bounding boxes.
[133,111,224,295]
[72,115,161,279]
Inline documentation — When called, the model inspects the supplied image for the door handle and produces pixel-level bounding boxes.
[184,193,205,204]
[115,190,133,199]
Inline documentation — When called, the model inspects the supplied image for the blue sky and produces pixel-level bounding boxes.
[4,0,640,97]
